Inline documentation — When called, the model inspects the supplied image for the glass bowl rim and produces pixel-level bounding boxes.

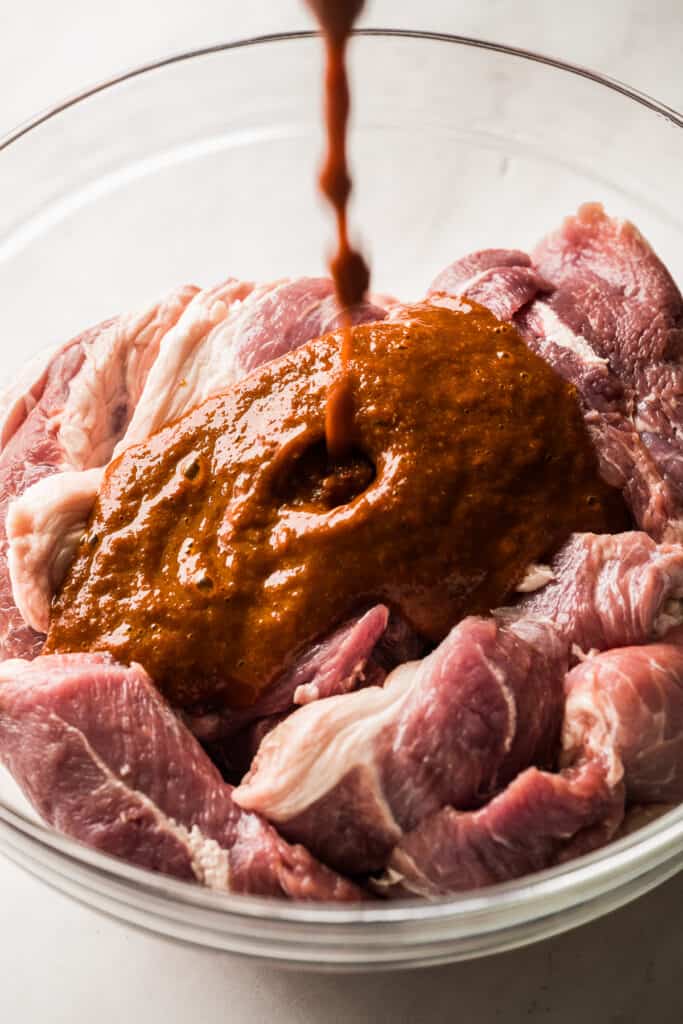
[0,28,681,932]
[1,27,681,154]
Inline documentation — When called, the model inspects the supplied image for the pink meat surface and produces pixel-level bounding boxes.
[380,642,683,897]
[188,606,423,740]
[230,277,385,377]
[428,249,551,322]
[531,203,683,537]
[562,644,683,802]
[503,531,683,656]
[532,203,683,378]
[0,653,363,900]
[0,287,194,656]
[383,760,621,897]
[7,278,386,637]
[233,616,567,875]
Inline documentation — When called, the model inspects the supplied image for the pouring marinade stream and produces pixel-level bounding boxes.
[306,0,370,460]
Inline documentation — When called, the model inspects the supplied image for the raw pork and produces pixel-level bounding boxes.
[502,531,683,656]
[198,607,424,781]
[561,644,683,802]
[532,203,683,380]
[428,249,550,322]
[0,653,362,900]
[381,642,683,896]
[531,204,683,538]
[0,287,195,656]
[234,616,567,874]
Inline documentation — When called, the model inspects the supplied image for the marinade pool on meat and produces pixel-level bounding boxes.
[44,302,626,711]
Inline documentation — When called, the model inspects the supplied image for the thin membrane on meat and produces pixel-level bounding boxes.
[233,616,567,875]
[0,287,195,658]
[380,642,683,897]
[0,653,363,900]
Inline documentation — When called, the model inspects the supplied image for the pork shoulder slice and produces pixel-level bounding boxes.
[0,287,195,657]
[500,531,683,657]
[532,202,683,379]
[531,203,683,534]
[190,605,424,779]
[562,644,683,803]
[381,761,622,898]
[428,248,551,322]
[0,653,363,901]
[233,616,567,875]
[380,642,683,897]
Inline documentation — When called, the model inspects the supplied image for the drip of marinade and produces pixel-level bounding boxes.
[307,0,370,459]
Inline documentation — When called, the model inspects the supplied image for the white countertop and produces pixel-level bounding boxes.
[1,2,682,1021]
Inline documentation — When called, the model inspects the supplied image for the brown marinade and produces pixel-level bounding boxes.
[46,303,627,709]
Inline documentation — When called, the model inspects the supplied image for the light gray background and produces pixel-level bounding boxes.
[1,2,681,1021]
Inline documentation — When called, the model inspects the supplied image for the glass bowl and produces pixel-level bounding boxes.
[0,29,682,971]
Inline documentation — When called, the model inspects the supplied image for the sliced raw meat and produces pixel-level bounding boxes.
[187,605,423,780]
[380,641,683,896]
[0,653,362,900]
[8,278,386,636]
[532,203,683,378]
[233,616,567,875]
[381,760,621,898]
[428,249,550,322]
[0,288,194,658]
[230,277,386,378]
[359,610,426,688]
[7,469,103,634]
[502,531,683,656]
[635,362,683,494]
[516,292,681,540]
[5,280,247,635]
[0,342,62,451]
[515,301,624,414]
[532,203,683,534]
[562,644,683,802]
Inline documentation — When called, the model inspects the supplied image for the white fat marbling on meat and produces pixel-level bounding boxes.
[516,563,555,593]
[118,279,259,448]
[532,303,609,367]
[185,826,233,890]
